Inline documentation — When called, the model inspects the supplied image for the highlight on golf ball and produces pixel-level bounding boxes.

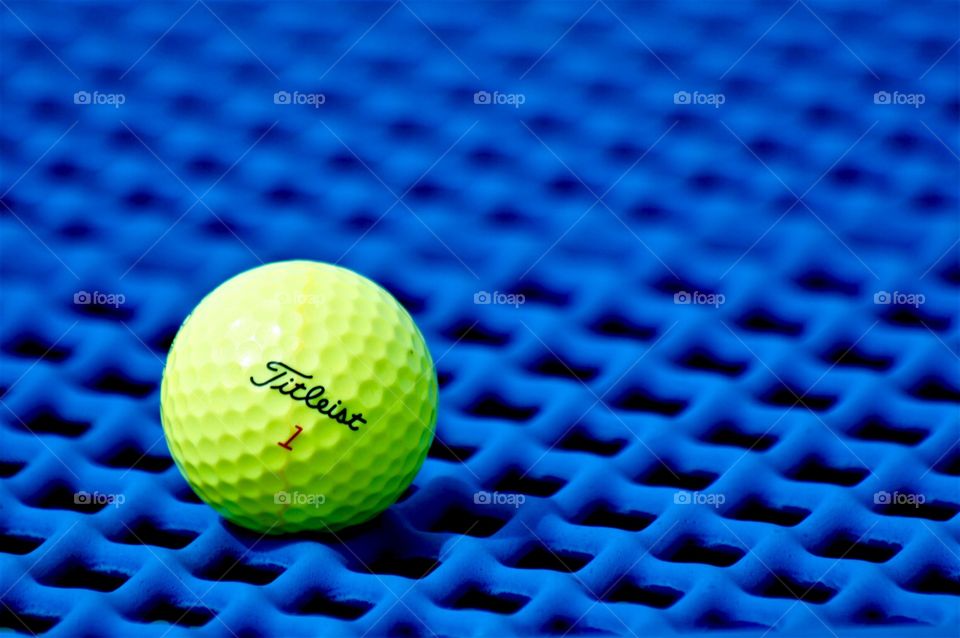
[159,260,439,534]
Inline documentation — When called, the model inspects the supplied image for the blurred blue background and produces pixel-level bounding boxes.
[1,1,958,636]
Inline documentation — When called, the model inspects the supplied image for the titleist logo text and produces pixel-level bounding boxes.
[250,361,367,431]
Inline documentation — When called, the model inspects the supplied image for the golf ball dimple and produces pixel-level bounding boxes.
[160,260,438,534]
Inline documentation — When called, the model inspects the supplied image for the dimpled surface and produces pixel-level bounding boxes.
[1,1,958,636]
[160,261,438,533]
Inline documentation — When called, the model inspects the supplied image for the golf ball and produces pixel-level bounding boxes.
[160,260,438,533]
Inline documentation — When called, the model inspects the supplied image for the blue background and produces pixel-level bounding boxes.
[1,1,958,636]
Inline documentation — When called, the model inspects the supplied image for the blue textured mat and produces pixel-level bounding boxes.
[1,1,958,636]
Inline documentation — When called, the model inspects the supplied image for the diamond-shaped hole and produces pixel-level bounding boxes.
[111,519,199,549]
[427,506,508,538]
[29,483,111,513]
[38,560,130,592]
[195,554,284,585]
[811,531,901,563]
[848,416,928,446]
[611,386,688,416]
[588,313,656,341]
[701,421,778,451]
[527,353,599,383]
[676,347,747,377]
[872,495,959,521]
[508,544,592,573]
[287,590,372,619]
[760,383,836,411]
[366,554,440,580]
[909,376,960,403]
[557,428,626,457]
[821,343,892,371]
[575,503,655,532]
[0,461,25,478]
[0,530,45,555]
[86,368,156,398]
[427,439,476,463]
[793,269,859,296]
[4,333,71,362]
[638,463,717,490]
[752,573,837,604]
[902,566,960,595]
[449,586,529,614]
[138,600,216,627]
[466,394,539,422]
[736,309,803,336]
[603,580,683,609]
[101,444,173,473]
[441,320,509,346]
[786,457,869,486]
[656,535,745,567]
[21,406,90,438]
[0,607,59,634]
[494,469,565,497]
[723,497,810,527]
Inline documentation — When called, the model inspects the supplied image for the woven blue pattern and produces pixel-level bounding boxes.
[1,1,958,636]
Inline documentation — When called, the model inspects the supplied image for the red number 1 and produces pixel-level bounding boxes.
[278,425,303,451]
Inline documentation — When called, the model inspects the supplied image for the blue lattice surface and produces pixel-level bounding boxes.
[1,1,958,636]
